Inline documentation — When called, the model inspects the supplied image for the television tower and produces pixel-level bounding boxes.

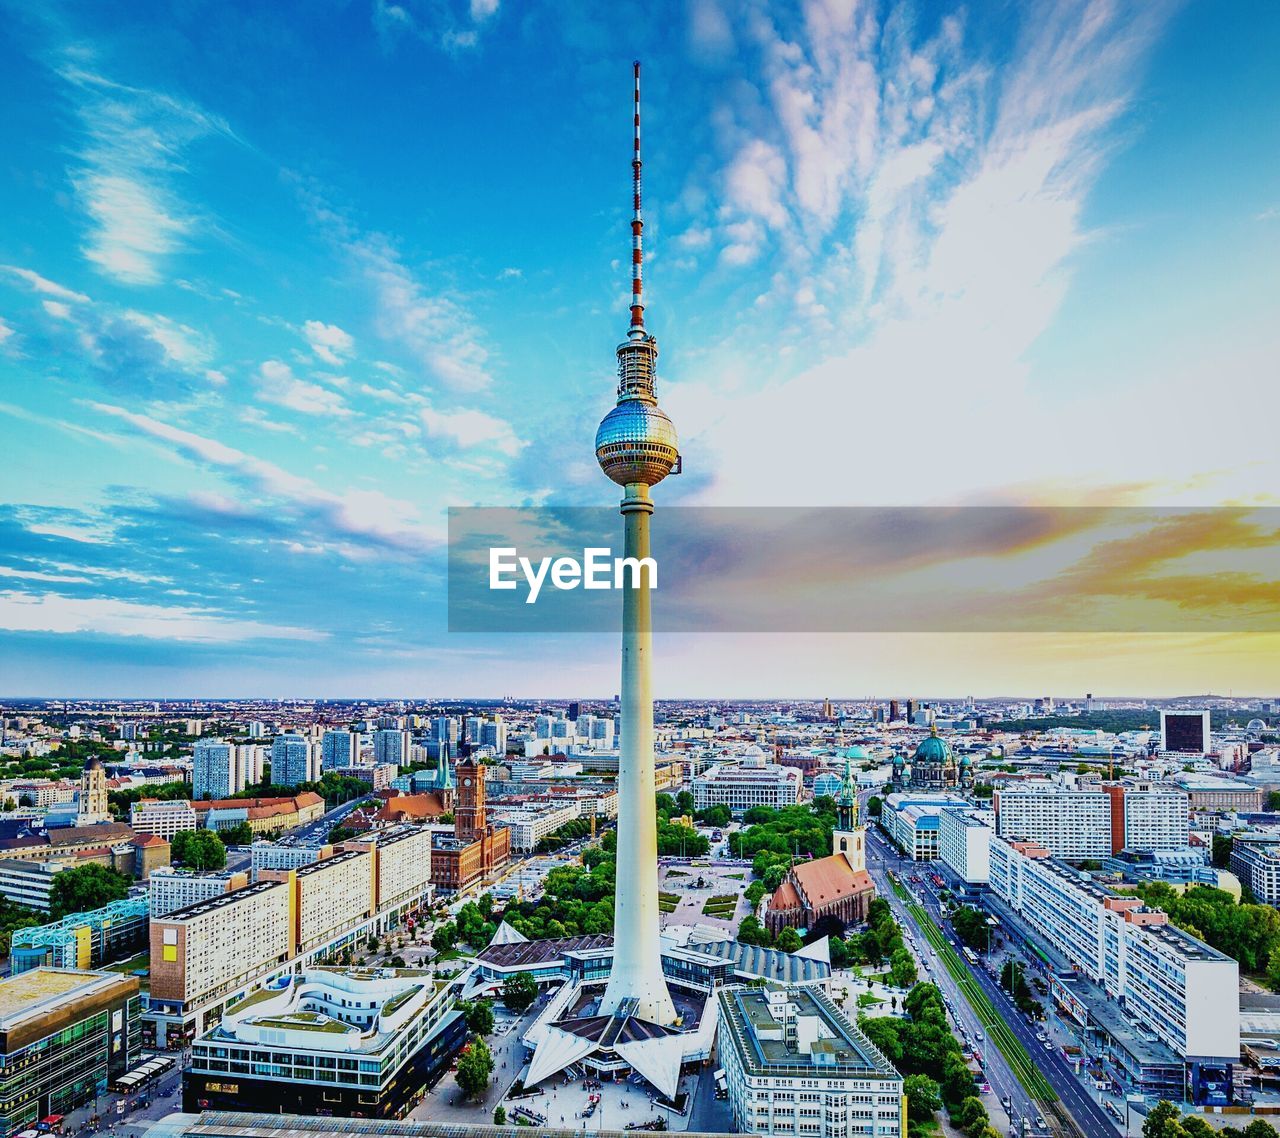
[595,61,679,1025]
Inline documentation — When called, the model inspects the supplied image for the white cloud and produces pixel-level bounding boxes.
[56,63,231,285]
[42,300,72,320]
[256,359,350,418]
[89,401,444,551]
[0,318,12,346]
[348,233,491,391]
[421,405,523,456]
[373,0,500,52]
[302,319,355,365]
[669,2,1220,509]
[123,310,215,367]
[1,265,91,303]
[0,590,324,643]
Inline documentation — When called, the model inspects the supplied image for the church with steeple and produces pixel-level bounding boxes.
[764,759,876,935]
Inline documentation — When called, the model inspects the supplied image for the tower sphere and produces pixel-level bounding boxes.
[595,400,679,487]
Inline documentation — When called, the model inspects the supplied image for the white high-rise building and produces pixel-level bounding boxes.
[271,733,316,787]
[234,744,264,790]
[321,729,358,771]
[994,783,1112,859]
[938,808,993,884]
[193,740,235,801]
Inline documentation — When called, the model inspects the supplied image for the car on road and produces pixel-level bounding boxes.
[974,1031,984,1042]
[1043,1041,1054,1051]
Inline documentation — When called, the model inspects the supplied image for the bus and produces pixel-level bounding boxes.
[963,947,978,964]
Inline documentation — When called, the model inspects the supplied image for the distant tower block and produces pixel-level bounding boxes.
[594,61,679,1026]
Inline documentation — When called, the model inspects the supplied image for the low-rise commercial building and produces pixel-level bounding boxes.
[193,792,325,835]
[184,967,468,1118]
[880,792,968,860]
[499,802,581,852]
[9,896,151,973]
[717,984,904,1138]
[130,798,198,839]
[691,750,802,815]
[0,857,71,912]
[0,968,141,1134]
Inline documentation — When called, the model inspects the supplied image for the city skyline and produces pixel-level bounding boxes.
[1,1,1278,695]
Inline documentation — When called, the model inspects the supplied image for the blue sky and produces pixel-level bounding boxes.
[1,0,1277,698]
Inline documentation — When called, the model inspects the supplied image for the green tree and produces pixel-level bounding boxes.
[737,915,773,947]
[493,1106,506,1126]
[1211,834,1234,869]
[904,1074,942,1119]
[1142,1101,1184,1138]
[866,796,883,818]
[858,1016,903,1064]
[776,927,803,953]
[502,970,538,1013]
[696,803,732,827]
[49,863,130,919]
[431,921,458,953]
[456,1037,495,1099]
[220,821,255,845]
[889,947,918,988]
[675,790,695,815]
[171,828,227,871]
[462,999,495,1035]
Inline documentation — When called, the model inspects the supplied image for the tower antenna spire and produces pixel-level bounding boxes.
[629,59,645,339]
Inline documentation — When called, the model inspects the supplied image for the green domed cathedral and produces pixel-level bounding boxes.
[893,724,971,790]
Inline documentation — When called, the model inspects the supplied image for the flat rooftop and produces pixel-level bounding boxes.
[0,968,132,1026]
[161,879,285,922]
[718,985,898,1079]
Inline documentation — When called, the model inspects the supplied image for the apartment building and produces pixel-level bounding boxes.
[717,985,904,1138]
[149,867,249,916]
[990,837,1238,1092]
[994,784,1112,859]
[995,781,1188,859]
[261,849,374,955]
[148,827,433,1047]
[345,825,433,915]
[131,798,198,839]
[500,802,580,852]
[938,808,993,884]
[1230,839,1280,905]
[250,840,328,879]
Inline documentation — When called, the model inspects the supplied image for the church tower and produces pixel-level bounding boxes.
[454,754,487,840]
[832,758,865,872]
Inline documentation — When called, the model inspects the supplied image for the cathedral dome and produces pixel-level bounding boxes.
[844,745,869,760]
[913,730,953,766]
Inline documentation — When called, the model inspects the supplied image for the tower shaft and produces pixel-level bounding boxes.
[599,484,676,1024]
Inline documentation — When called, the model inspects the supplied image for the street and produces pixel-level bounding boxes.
[863,825,1121,1138]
